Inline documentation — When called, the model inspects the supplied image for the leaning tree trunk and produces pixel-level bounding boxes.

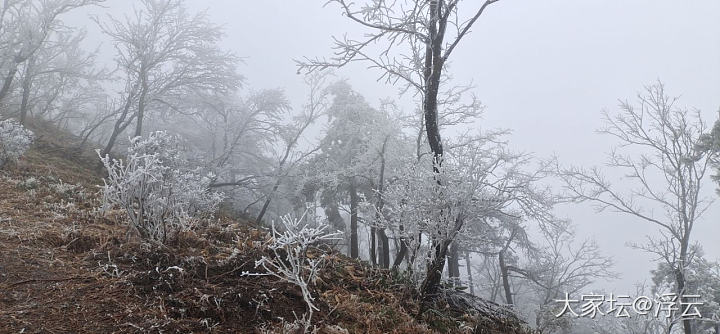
[255,114,310,225]
[78,111,116,150]
[419,219,464,316]
[101,112,135,158]
[419,238,452,308]
[256,178,281,224]
[392,227,408,269]
[101,122,124,157]
[499,250,513,306]
[0,65,18,104]
[100,82,139,159]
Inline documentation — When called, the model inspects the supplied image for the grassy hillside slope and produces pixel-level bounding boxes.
[0,122,533,333]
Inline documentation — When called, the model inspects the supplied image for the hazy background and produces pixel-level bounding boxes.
[66,0,720,295]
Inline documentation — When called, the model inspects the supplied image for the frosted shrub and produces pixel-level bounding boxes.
[49,180,88,202]
[252,211,341,331]
[17,176,40,190]
[0,119,34,168]
[98,131,223,242]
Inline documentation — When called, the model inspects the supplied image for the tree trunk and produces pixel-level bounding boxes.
[101,123,124,157]
[677,236,692,334]
[378,228,390,269]
[417,1,452,312]
[409,232,422,270]
[422,0,445,172]
[134,71,149,137]
[255,178,281,225]
[101,113,135,158]
[487,259,500,302]
[79,111,115,150]
[464,251,475,295]
[0,65,18,104]
[100,83,139,158]
[499,250,513,306]
[349,180,359,259]
[19,58,34,124]
[324,202,346,232]
[418,238,452,315]
[676,269,692,334]
[420,214,463,316]
[256,116,310,225]
[415,115,424,161]
[370,225,377,265]
[393,234,408,269]
[373,137,389,267]
[448,241,460,287]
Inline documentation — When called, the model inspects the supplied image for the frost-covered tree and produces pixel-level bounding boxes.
[556,82,714,334]
[14,28,105,126]
[652,252,720,334]
[698,107,720,199]
[573,283,669,334]
[253,73,332,225]
[203,89,286,170]
[366,102,410,268]
[0,119,33,168]
[299,0,504,172]
[96,0,240,156]
[463,215,534,305]
[307,81,395,259]
[98,131,223,243]
[508,221,614,334]
[186,87,296,219]
[0,0,103,105]
[380,131,555,310]
[299,0,507,303]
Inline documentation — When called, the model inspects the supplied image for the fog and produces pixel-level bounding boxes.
[131,0,720,294]
[3,0,720,332]
[67,0,720,301]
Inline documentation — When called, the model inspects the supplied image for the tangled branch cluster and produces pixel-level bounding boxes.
[253,211,341,330]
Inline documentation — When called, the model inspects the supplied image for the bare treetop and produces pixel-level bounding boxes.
[298,0,500,93]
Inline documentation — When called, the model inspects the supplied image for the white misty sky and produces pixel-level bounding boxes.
[67,0,720,294]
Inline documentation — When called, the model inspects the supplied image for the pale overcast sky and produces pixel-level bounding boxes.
[68,0,720,294]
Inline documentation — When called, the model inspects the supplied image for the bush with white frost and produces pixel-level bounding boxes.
[252,211,341,331]
[98,131,224,242]
[0,119,34,168]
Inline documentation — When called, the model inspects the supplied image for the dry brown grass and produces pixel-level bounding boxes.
[0,123,533,334]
